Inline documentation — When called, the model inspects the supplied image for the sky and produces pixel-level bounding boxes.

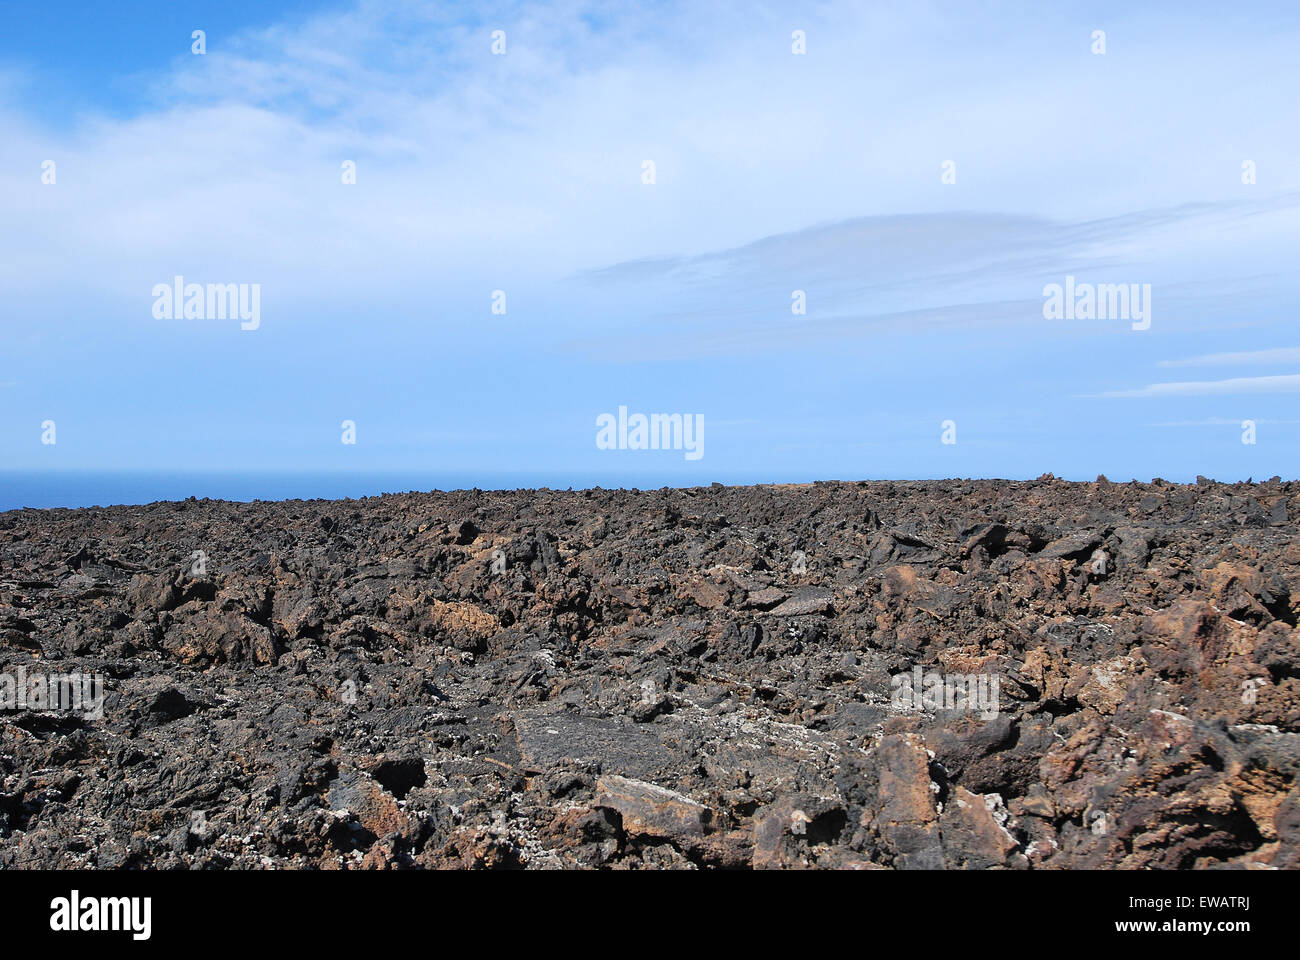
[1,0,1298,505]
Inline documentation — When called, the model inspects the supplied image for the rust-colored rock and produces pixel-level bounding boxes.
[1,478,1296,869]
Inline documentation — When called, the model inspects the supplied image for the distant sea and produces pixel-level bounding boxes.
[0,470,763,512]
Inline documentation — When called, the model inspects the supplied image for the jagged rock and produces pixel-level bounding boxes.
[1038,531,1103,562]
[769,587,834,618]
[595,775,712,844]
[940,787,1021,868]
[875,734,943,869]
[752,794,848,869]
[0,478,1294,869]
[513,711,674,780]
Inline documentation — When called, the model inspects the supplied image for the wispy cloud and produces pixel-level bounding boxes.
[1099,374,1300,398]
[1149,417,1300,427]
[3,2,1298,335]
[563,201,1296,362]
[1159,347,1300,367]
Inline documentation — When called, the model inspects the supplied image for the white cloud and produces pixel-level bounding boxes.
[1159,347,1300,367]
[1100,374,1300,398]
[2,0,1298,342]
[1149,417,1300,427]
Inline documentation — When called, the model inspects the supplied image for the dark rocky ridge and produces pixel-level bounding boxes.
[0,476,1297,869]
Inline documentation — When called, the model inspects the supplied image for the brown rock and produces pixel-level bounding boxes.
[326,773,410,840]
[940,787,1021,868]
[751,795,849,869]
[875,734,943,869]
[595,775,712,844]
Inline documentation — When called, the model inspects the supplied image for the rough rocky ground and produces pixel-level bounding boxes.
[0,477,1297,870]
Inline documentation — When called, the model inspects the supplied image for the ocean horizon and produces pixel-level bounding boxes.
[0,469,832,511]
[0,470,680,511]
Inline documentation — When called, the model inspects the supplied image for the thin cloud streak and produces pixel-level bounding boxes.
[1099,374,1300,398]
[1149,417,1300,427]
[1159,347,1300,367]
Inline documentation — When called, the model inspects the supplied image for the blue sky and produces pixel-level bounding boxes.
[2,0,1298,501]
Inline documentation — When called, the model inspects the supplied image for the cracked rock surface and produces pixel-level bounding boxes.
[1,476,1297,869]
